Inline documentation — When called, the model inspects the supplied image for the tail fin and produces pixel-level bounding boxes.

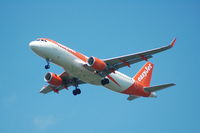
[133,62,154,87]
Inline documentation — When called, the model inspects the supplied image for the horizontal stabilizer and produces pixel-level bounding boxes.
[127,95,139,101]
[144,83,176,92]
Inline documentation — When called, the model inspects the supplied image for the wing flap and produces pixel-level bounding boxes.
[40,86,52,94]
[111,55,152,69]
[40,85,65,94]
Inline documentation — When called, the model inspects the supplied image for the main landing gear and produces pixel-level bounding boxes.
[72,78,81,96]
[72,88,81,96]
[101,78,109,85]
[45,58,50,69]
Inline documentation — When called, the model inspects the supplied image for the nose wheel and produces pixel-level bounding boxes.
[45,59,50,69]
[45,65,50,69]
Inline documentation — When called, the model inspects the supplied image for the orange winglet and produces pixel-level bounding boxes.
[120,59,131,68]
[49,86,59,94]
[170,38,176,47]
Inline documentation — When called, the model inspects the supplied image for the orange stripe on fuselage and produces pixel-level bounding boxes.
[41,38,88,62]
[107,75,121,87]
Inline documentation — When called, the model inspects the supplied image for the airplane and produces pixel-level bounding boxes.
[29,38,176,101]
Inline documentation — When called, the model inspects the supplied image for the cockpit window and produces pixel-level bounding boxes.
[42,39,47,42]
[36,38,47,42]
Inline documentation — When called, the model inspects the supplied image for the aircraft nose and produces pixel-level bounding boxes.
[29,41,40,51]
[29,40,47,57]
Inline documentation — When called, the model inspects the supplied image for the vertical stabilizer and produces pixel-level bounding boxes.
[133,62,154,87]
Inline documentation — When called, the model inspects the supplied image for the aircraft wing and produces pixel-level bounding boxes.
[103,38,176,72]
[40,84,64,94]
[40,72,85,94]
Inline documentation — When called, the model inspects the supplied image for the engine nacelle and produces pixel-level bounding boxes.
[44,72,63,86]
[87,56,107,71]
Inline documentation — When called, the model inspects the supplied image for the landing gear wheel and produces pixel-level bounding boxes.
[73,90,77,96]
[101,78,109,85]
[72,89,81,96]
[45,65,50,69]
[76,89,81,94]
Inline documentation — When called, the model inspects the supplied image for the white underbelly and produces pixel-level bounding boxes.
[64,60,133,93]
[63,59,102,85]
[67,62,134,93]
[51,51,133,93]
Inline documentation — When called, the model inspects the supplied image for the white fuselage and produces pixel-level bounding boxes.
[29,40,135,93]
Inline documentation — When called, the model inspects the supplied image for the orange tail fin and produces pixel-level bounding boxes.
[133,62,154,87]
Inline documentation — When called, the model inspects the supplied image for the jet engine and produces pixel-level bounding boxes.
[87,56,107,71]
[44,72,63,86]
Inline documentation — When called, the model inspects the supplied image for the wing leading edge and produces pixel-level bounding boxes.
[103,38,176,71]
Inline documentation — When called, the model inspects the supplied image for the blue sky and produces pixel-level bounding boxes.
[0,0,200,133]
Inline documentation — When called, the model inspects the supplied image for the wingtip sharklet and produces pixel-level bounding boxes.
[170,38,176,47]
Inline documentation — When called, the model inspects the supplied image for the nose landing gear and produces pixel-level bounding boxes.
[45,59,50,69]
